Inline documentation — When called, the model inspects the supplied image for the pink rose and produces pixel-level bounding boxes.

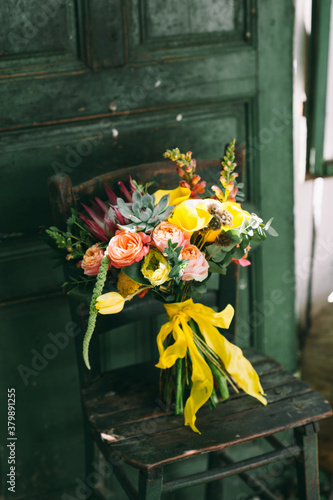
[181,245,209,282]
[152,221,191,253]
[81,244,105,276]
[108,230,150,268]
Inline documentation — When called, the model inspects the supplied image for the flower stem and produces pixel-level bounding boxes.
[175,358,184,415]
[188,318,233,400]
[206,358,229,400]
[210,387,219,407]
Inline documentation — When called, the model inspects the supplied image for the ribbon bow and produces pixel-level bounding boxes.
[156,298,266,433]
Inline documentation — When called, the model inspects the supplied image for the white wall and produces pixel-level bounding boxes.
[294,0,333,331]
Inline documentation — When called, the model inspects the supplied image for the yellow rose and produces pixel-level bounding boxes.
[141,248,171,286]
[154,186,191,206]
[168,199,212,234]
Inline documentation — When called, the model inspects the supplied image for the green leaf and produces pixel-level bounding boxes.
[132,190,142,203]
[208,261,227,274]
[227,230,242,243]
[232,247,246,260]
[165,295,176,302]
[156,194,170,213]
[267,225,279,237]
[139,208,153,222]
[132,201,141,213]
[211,248,226,263]
[122,262,150,286]
[117,198,134,218]
[192,282,207,294]
[221,253,233,268]
[206,243,220,256]
[142,193,153,206]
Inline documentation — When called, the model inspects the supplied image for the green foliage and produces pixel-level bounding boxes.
[117,191,174,232]
[164,240,189,285]
[122,261,150,286]
[131,179,155,194]
[45,208,95,261]
[189,281,208,300]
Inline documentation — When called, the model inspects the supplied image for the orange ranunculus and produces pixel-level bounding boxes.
[152,221,191,254]
[108,230,150,269]
[181,245,209,282]
[81,244,105,275]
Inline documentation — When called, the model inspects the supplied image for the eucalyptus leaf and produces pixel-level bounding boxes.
[211,248,226,263]
[221,253,233,267]
[208,261,227,274]
[227,230,242,243]
[267,225,279,237]
[206,243,220,256]
[232,247,246,260]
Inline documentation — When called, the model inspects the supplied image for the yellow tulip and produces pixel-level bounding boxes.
[168,199,212,234]
[154,186,191,206]
[95,292,125,314]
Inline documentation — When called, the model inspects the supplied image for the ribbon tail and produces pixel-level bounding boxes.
[181,318,213,434]
[155,318,187,369]
[192,313,267,406]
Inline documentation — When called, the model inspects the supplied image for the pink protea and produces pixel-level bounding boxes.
[78,178,137,242]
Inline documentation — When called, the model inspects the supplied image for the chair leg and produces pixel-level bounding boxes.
[205,452,224,500]
[138,468,163,500]
[294,422,320,500]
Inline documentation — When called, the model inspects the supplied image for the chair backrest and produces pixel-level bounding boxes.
[48,148,244,386]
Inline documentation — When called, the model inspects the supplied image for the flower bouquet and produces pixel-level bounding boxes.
[47,139,276,433]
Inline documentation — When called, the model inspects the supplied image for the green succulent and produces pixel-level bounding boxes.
[116,190,174,233]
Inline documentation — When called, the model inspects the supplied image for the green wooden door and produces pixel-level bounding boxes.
[0,1,295,498]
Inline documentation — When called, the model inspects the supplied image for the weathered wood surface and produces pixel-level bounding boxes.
[82,348,332,471]
[302,303,333,473]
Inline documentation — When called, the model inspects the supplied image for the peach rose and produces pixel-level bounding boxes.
[108,230,150,268]
[152,221,191,254]
[181,244,209,282]
[81,244,105,276]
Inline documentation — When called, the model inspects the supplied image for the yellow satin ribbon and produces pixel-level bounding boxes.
[156,299,267,433]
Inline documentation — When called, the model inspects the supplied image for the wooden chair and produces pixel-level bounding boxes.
[48,154,332,500]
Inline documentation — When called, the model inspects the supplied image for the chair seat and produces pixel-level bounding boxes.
[82,347,332,472]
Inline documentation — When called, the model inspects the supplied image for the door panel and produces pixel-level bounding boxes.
[0,1,295,497]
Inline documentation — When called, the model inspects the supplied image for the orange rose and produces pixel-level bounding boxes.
[108,230,150,269]
[152,221,190,254]
[81,244,105,276]
[181,244,209,282]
